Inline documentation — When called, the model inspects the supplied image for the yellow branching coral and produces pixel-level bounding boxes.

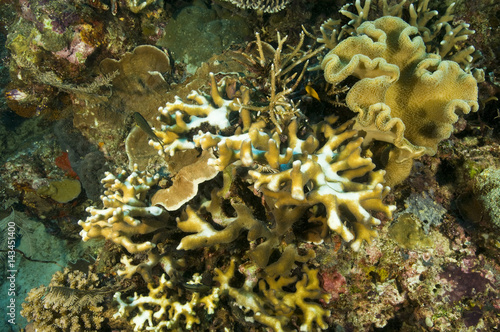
[321,16,478,186]
[171,114,393,252]
[248,117,395,250]
[114,273,220,331]
[78,165,168,253]
[151,68,395,250]
[177,199,315,276]
[151,73,244,156]
[116,251,182,284]
[214,258,330,332]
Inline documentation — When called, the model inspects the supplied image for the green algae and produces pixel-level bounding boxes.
[389,213,434,249]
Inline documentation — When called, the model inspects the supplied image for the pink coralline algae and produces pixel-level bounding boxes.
[54,25,96,65]
[440,264,490,303]
[320,269,347,301]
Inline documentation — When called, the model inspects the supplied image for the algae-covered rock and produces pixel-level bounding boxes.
[157,1,251,72]
[474,168,500,228]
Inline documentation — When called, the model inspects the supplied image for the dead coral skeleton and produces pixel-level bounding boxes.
[235,31,325,133]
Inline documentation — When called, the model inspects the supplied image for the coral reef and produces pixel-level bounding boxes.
[77,60,394,329]
[150,70,395,249]
[2,0,499,331]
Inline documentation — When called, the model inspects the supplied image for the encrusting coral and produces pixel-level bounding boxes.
[99,45,171,94]
[35,178,82,203]
[321,15,478,186]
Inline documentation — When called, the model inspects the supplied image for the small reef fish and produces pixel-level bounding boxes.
[5,89,27,101]
[182,282,211,293]
[133,112,165,150]
[305,84,321,101]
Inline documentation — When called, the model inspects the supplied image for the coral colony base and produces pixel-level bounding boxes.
[8,0,500,331]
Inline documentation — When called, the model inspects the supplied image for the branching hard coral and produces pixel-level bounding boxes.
[408,0,476,67]
[151,63,394,250]
[114,273,220,331]
[214,258,330,332]
[235,31,325,133]
[150,72,243,156]
[321,16,478,186]
[248,116,395,250]
[218,0,292,13]
[318,0,477,69]
[155,87,394,251]
[116,251,182,284]
[78,165,168,253]
[177,199,315,277]
[317,0,407,50]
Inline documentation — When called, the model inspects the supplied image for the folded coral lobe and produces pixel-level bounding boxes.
[322,16,478,186]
